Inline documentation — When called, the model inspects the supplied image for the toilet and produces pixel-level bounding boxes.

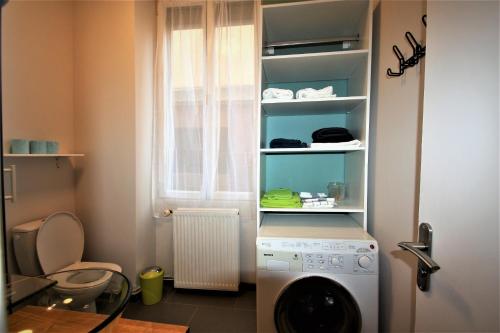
[12,211,122,310]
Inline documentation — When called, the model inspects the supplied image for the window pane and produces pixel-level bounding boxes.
[213,4,256,193]
[172,28,204,89]
[167,5,205,192]
[214,24,255,88]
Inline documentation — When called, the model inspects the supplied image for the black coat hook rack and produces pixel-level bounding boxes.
[387,15,427,77]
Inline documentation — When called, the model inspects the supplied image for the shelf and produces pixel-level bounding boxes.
[261,96,367,116]
[263,0,369,46]
[259,213,367,239]
[262,50,368,83]
[260,146,365,154]
[4,154,85,157]
[259,206,364,213]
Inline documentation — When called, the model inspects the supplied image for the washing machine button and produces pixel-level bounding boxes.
[358,255,373,269]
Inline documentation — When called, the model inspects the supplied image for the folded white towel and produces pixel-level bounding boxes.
[302,202,335,209]
[300,192,330,201]
[262,88,294,100]
[296,86,336,99]
[299,192,312,199]
[309,140,361,149]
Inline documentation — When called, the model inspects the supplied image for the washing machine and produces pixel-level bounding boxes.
[256,214,378,333]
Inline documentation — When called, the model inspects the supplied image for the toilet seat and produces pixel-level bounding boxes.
[53,262,122,290]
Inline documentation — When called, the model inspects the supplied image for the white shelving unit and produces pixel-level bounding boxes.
[257,0,373,232]
[4,154,85,157]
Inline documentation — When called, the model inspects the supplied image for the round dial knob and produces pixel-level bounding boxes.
[358,255,372,269]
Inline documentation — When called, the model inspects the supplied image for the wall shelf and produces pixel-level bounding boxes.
[262,96,367,116]
[4,154,85,157]
[260,147,364,154]
[262,50,368,83]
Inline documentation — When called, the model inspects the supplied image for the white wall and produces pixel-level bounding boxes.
[73,0,138,284]
[134,0,156,281]
[368,1,426,331]
[2,0,74,153]
[2,0,76,275]
[73,0,157,288]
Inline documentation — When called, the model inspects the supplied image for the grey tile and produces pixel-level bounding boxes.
[123,284,255,331]
[167,289,237,308]
[231,309,256,333]
[122,300,197,326]
[234,289,256,310]
[189,306,254,333]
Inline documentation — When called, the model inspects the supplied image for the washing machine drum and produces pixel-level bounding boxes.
[274,276,361,333]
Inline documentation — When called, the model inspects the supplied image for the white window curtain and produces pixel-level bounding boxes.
[153,0,258,215]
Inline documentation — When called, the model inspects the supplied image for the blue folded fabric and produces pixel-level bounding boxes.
[30,140,47,154]
[10,139,29,154]
[47,141,59,154]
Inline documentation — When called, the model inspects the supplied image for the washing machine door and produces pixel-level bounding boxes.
[274,276,361,333]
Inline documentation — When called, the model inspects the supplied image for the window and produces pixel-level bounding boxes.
[154,1,257,205]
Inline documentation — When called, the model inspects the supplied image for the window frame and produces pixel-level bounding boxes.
[159,0,255,201]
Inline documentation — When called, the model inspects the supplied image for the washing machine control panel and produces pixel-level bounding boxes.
[257,238,378,274]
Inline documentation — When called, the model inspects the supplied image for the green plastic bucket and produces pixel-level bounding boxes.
[140,266,164,305]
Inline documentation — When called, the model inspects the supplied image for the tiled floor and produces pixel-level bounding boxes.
[122,281,256,333]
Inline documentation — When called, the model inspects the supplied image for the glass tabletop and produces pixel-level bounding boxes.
[7,269,131,333]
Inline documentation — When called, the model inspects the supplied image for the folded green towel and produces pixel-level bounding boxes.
[263,188,293,200]
[261,192,302,208]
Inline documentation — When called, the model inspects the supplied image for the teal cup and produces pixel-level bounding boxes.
[47,141,59,154]
[29,140,47,154]
[10,139,29,154]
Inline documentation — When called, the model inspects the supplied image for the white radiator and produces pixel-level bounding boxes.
[173,208,240,291]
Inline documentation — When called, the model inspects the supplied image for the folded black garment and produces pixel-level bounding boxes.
[270,138,308,148]
[312,127,354,143]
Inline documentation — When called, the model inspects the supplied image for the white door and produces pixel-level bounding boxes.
[410,1,499,332]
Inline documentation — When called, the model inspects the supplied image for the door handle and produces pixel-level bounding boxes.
[398,223,440,291]
[3,165,17,203]
[397,241,440,272]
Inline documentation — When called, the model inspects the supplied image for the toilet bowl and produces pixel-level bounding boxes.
[12,212,122,311]
[50,262,121,311]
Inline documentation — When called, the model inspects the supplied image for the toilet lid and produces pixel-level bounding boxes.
[36,212,84,274]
